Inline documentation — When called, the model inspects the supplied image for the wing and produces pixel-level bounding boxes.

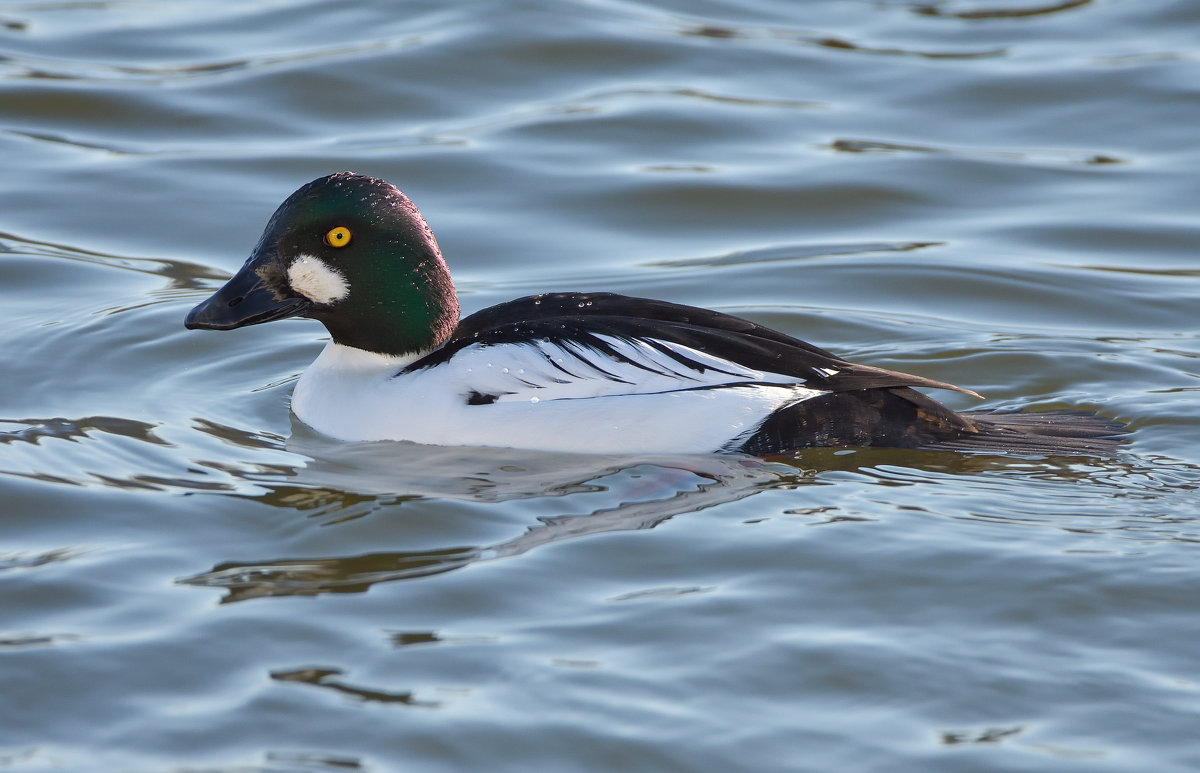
[407,331,820,405]
[407,292,981,399]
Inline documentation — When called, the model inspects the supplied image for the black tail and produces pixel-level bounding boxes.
[927,410,1129,456]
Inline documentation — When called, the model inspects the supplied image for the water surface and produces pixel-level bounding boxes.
[2,1,1199,771]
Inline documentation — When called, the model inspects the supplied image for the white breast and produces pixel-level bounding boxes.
[291,337,826,454]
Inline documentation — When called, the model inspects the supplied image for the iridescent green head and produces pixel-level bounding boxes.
[185,172,460,357]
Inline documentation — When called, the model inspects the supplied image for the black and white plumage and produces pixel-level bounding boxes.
[293,292,1121,455]
[185,173,1127,456]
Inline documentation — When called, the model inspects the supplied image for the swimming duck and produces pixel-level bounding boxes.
[185,172,1124,455]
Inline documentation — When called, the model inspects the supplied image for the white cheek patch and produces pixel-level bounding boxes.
[287,254,349,304]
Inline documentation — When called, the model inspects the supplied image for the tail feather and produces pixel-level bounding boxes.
[926,410,1129,456]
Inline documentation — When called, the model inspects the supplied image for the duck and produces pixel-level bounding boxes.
[185,172,1125,456]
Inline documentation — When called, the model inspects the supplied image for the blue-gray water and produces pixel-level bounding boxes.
[2,1,1199,771]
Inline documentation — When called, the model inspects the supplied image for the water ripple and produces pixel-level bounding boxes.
[829,138,1124,166]
[672,21,1006,59]
[913,0,1093,20]
[0,230,226,289]
[0,547,76,573]
[0,37,407,84]
[647,241,942,269]
[0,632,80,649]
[1,0,1197,768]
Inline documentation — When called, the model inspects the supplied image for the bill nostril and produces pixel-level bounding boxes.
[229,296,245,307]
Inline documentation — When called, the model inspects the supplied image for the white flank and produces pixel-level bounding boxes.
[287,254,349,304]
[291,338,829,455]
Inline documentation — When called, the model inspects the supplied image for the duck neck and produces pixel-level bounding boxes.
[316,248,460,357]
[308,341,424,374]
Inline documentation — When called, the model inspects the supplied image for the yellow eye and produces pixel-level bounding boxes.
[324,226,352,248]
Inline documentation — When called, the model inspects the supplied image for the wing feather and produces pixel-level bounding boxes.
[422,334,805,404]
[406,292,982,400]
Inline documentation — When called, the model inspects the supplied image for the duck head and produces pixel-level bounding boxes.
[185,172,460,357]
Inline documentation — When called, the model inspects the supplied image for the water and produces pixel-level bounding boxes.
[2,0,1199,770]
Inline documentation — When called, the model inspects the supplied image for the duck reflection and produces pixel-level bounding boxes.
[179,418,1131,603]
[181,424,796,602]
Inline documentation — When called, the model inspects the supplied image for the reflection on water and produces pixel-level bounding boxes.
[4,402,1166,605]
[281,420,784,500]
[0,399,1175,519]
[174,419,1174,603]
[181,440,787,602]
[0,415,168,447]
[270,666,435,707]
